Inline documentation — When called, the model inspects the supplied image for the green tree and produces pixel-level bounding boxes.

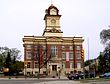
[11,61,24,75]
[0,47,23,75]
[4,51,12,76]
[4,51,11,68]
[100,29,110,49]
[98,52,106,73]
[100,29,110,73]
[0,47,9,67]
[10,48,21,60]
[84,59,93,66]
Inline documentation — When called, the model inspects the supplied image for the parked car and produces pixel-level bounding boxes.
[99,72,110,78]
[67,73,85,80]
[67,73,80,80]
[78,72,95,79]
[78,73,85,79]
[67,72,95,80]
[86,72,95,78]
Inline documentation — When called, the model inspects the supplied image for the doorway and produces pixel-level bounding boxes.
[52,65,57,71]
[52,65,57,76]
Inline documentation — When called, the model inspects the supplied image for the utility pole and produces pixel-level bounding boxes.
[87,38,90,79]
[83,60,85,81]
[81,49,85,81]
[93,61,96,78]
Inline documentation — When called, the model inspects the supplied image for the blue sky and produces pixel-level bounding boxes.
[0,0,110,61]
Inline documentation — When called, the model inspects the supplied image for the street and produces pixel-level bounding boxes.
[87,81,110,84]
[0,78,110,84]
[0,78,80,84]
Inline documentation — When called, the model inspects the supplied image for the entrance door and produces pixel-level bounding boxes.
[52,65,57,71]
[52,65,57,76]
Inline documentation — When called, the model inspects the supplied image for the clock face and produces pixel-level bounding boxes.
[51,19,56,25]
[50,8,57,15]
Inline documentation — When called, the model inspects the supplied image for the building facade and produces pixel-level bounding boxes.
[23,4,84,76]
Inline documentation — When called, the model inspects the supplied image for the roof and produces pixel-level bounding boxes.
[48,4,58,11]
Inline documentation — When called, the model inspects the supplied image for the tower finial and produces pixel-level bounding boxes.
[51,0,53,5]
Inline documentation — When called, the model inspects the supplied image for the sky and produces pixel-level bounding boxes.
[0,0,110,61]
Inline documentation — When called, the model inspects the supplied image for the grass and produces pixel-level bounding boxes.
[78,78,110,83]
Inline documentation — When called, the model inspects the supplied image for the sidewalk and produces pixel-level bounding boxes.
[0,76,68,80]
[0,76,90,84]
[0,77,89,84]
[36,81,82,84]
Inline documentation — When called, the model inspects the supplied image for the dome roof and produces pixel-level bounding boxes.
[44,4,61,20]
[48,4,58,11]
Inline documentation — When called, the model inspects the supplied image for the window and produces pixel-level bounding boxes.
[43,71,46,75]
[51,45,57,57]
[42,45,46,51]
[50,8,57,15]
[27,72,30,76]
[77,62,81,69]
[42,50,46,55]
[34,51,38,59]
[42,51,46,60]
[34,45,38,50]
[76,45,81,50]
[62,62,66,69]
[76,51,81,59]
[35,62,38,68]
[35,72,38,74]
[70,62,74,69]
[62,52,66,59]
[69,46,73,50]
[69,53,73,59]
[62,46,66,50]
[70,71,74,74]
[27,62,31,68]
[26,45,32,49]
[78,71,82,74]
[26,51,32,59]
[35,72,38,76]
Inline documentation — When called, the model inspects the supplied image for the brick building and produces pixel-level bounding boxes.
[23,4,84,76]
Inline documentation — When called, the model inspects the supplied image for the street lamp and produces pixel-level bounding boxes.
[58,67,61,79]
[24,64,27,79]
[48,61,51,75]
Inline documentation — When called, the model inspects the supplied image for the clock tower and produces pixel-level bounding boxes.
[23,3,84,76]
[43,4,63,37]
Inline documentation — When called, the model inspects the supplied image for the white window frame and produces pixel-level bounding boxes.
[42,45,46,51]
[62,45,66,50]
[27,62,31,68]
[76,45,81,50]
[34,62,38,68]
[76,51,81,59]
[69,46,73,50]
[69,52,73,59]
[51,45,57,57]
[62,62,66,69]
[26,45,32,49]
[70,62,74,69]
[26,51,32,59]
[62,52,66,59]
[77,62,81,69]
